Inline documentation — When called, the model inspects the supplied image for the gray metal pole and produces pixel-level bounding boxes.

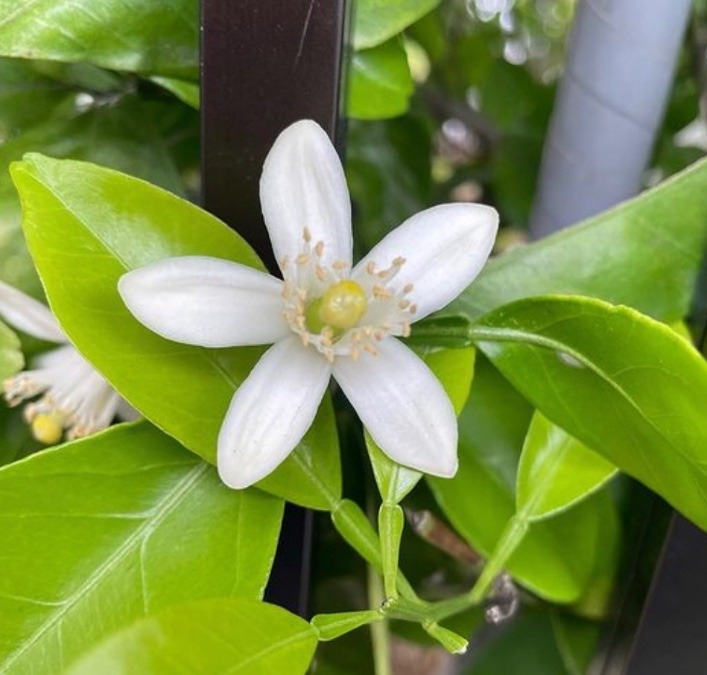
[529,0,693,237]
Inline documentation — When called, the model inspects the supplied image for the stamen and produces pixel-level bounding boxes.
[314,241,325,257]
[303,227,312,243]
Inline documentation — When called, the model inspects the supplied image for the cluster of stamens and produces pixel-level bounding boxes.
[3,346,120,444]
[281,228,417,363]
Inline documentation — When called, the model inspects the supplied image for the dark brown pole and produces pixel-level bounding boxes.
[200,0,349,615]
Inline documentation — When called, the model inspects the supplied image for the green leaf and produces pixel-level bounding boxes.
[150,76,200,109]
[348,39,414,120]
[551,612,602,675]
[346,116,431,255]
[450,158,707,323]
[0,0,199,79]
[0,317,22,384]
[473,295,707,531]
[11,154,342,509]
[0,58,74,138]
[0,422,284,673]
[65,598,317,675]
[461,606,569,675]
[428,357,620,603]
[516,412,617,521]
[354,0,441,49]
[0,97,186,296]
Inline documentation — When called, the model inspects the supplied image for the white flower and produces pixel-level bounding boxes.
[0,280,127,443]
[119,120,498,489]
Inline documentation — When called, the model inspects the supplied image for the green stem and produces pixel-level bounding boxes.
[379,503,404,599]
[367,564,392,675]
[468,515,528,604]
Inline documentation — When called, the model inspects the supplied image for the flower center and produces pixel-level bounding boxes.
[305,280,367,334]
[280,228,416,363]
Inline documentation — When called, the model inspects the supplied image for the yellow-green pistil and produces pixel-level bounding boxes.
[305,280,367,335]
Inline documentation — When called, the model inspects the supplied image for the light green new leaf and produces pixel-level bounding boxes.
[517,412,617,521]
[11,155,341,509]
[65,598,317,675]
[354,0,441,49]
[473,295,707,531]
[349,38,414,120]
[0,423,284,674]
[449,158,707,323]
[429,357,620,604]
[0,0,199,79]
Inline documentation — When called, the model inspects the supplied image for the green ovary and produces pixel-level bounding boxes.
[305,280,367,334]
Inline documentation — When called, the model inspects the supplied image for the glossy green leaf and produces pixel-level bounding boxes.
[0,422,284,673]
[354,0,441,49]
[12,154,342,509]
[473,295,707,531]
[429,357,620,603]
[449,158,707,323]
[516,412,617,521]
[349,39,414,120]
[65,598,317,675]
[0,0,199,79]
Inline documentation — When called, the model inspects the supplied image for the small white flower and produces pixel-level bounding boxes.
[0,280,127,444]
[119,120,498,489]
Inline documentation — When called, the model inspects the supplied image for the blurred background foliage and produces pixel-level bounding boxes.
[0,0,704,673]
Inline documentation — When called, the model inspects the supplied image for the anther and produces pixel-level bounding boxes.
[315,266,326,282]
[314,241,325,257]
[403,283,414,294]
[364,344,379,356]
[366,261,376,275]
[409,304,418,314]
[333,260,348,270]
[296,253,310,265]
[303,227,312,243]
[399,300,410,309]
[373,285,391,299]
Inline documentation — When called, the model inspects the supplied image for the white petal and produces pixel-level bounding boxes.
[119,256,290,347]
[0,280,66,343]
[217,337,332,489]
[354,203,498,321]
[260,120,353,272]
[333,337,458,477]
